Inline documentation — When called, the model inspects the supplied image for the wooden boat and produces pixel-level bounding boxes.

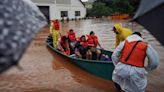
[47,40,115,81]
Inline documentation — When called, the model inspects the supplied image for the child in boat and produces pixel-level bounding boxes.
[67,29,77,54]
[75,35,89,59]
[56,36,70,55]
[87,31,102,60]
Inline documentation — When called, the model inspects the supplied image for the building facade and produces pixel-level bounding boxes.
[32,0,86,21]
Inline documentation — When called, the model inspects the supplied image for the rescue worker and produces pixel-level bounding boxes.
[113,23,132,47]
[50,19,60,48]
[56,36,70,55]
[75,35,88,59]
[67,29,77,54]
[112,32,159,92]
[87,31,102,60]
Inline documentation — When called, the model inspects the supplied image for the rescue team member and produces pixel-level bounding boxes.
[75,35,88,59]
[112,32,159,92]
[56,36,70,55]
[67,29,77,54]
[50,19,60,48]
[87,31,102,60]
[113,23,132,47]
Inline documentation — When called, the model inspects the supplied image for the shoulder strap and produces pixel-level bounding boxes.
[125,41,141,61]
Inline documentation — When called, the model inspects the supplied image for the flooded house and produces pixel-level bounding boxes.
[32,0,86,21]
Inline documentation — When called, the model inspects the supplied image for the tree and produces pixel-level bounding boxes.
[87,2,113,17]
[87,0,139,17]
[112,0,134,14]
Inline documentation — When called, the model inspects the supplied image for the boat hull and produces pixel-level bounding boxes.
[47,41,115,80]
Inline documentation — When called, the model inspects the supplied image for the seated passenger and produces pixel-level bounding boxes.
[57,36,70,55]
[67,29,77,48]
[87,31,102,60]
[67,29,77,54]
[75,35,89,59]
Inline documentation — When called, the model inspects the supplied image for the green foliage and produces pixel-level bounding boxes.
[87,2,113,17]
[112,0,134,14]
[87,0,138,17]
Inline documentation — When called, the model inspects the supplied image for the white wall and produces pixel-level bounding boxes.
[32,0,55,4]
[56,0,71,4]
[71,0,86,19]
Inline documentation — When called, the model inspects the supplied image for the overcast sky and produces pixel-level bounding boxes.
[81,0,88,2]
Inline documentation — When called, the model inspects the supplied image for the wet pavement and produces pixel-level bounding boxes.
[0,18,164,92]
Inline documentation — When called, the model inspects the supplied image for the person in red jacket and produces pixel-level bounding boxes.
[87,31,102,60]
[75,35,89,59]
[56,36,70,55]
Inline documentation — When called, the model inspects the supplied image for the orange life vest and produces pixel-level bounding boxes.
[68,32,76,42]
[120,40,147,67]
[51,20,60,30]
[87,35,98,47]
[78,37,88,48]
[81,42,88,48]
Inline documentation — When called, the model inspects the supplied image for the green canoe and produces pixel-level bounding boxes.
[47,41,115,80]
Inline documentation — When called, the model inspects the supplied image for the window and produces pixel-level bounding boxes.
[75,11,80,16]
[61,11,68,17]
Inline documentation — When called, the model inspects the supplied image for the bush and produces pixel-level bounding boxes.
[112,0,134,14]
[87,2,113,17]
[87,0,136,17]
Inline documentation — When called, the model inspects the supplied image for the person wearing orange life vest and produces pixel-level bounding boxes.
[112,32,159,92]
[74,35,89,59]
[56,36,70,55]
[87,31,102,60]
[68,29,76,43]
[50,19,60,48]
[67,29,77,54]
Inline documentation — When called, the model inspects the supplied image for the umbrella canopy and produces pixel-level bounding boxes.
[0,0,47,73]
[133,0,164,45]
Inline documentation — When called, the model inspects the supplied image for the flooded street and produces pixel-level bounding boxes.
[0,19,164,92]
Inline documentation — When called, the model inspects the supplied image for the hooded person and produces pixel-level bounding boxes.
[50,19,60,48]
[112,32,159,92]
[113,23,132,47]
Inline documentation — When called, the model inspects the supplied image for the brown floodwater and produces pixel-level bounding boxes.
[0,18,164,92]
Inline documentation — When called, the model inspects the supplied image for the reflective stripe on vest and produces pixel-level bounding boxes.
[120,40,147,67]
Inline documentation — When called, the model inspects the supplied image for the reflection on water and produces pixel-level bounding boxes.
[0,19,163,92]
[48,46,116,92]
